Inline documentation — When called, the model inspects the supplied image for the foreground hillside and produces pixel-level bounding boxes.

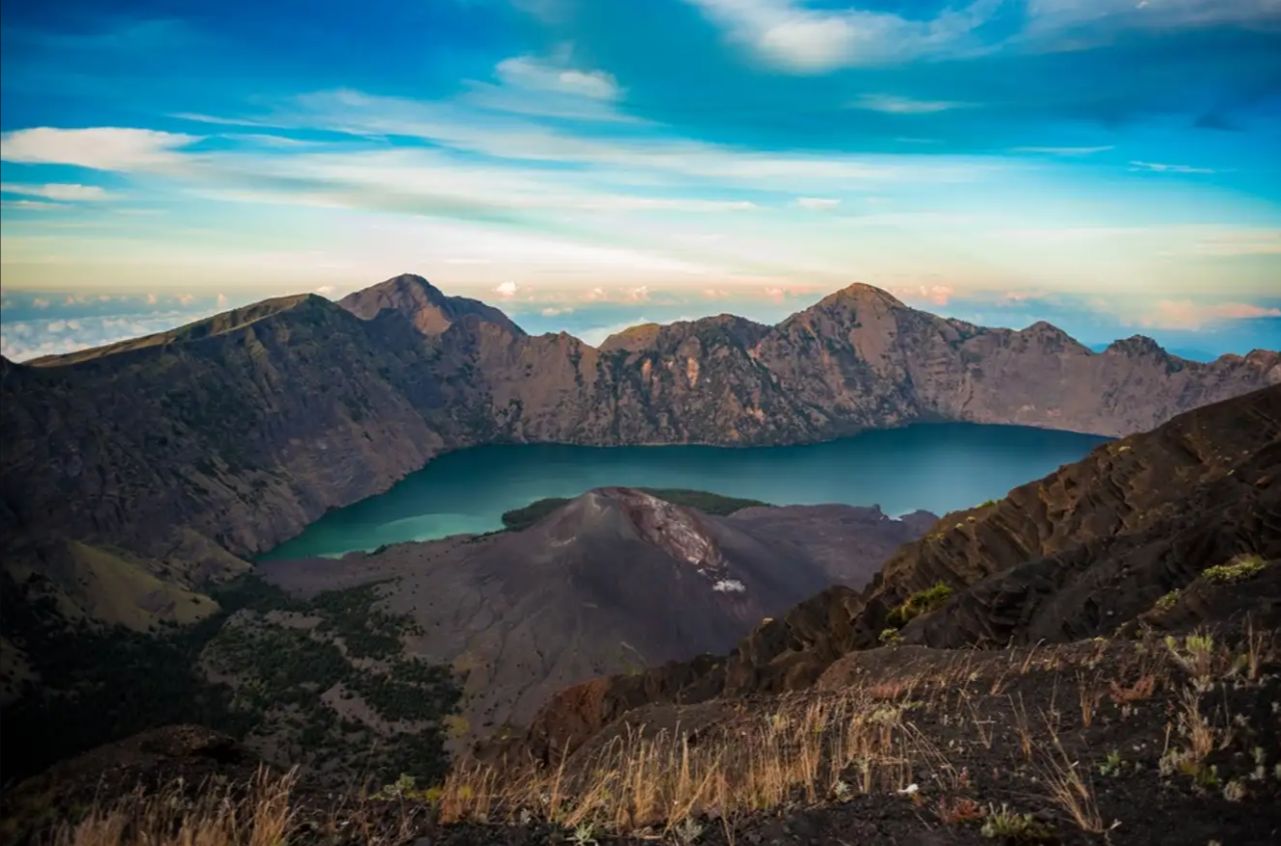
[2,274,1276,637]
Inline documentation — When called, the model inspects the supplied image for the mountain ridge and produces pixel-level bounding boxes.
[16,276,1276,369]
[2,273,1276,632]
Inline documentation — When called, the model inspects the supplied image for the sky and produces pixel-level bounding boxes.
[2,0,1280,361]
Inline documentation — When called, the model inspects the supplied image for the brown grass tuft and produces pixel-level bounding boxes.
[50,767,296,846]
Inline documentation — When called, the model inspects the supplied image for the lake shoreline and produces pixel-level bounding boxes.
[258,422,1109,561]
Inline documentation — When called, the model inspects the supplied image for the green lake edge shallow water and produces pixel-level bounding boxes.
[259,422,1109,561]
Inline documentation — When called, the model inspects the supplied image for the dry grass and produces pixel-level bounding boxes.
[439,691,924,831]
[1009,694,1034,761]
[1035,726,1109,833]
[1242,615,1275,681]
[49,768,296,846]
[1075,670,1103,728]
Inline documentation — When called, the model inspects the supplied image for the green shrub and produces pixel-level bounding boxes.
[1202,554,1266,584]
[980,805,1054,843]
[886,581,954,627]
[1153,590,1180,613]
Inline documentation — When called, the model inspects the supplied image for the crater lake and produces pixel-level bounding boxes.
[259,422,1108,560]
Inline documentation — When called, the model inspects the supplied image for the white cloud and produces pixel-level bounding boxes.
[216,292,229,308]
[314,285,336,296]
[32,298,50,308]
[1129,160,1216,175]
[690,0,1281,73]
[0,309,211,362]
[0,127,199,171]
[795,196,840,210]
[1024,0,1281,37]
[849,94,969,114]
[919,284,954,306]
[687,0,999,72]
[540,306,574,316]
[1,182,112,201]
[495,54,620,101]
[495,280,520,298]
[1140,300,1281,330]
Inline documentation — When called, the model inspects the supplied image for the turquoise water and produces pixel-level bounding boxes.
[259,423,1107,560]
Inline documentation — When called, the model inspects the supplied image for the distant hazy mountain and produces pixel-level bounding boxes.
[2,273,1277,631]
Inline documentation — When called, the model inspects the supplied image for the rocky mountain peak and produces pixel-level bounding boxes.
[547,488,734,587]
[817,283,906,310]
[598,323,663,352]
[1105,335,1168,358]
[338,273,523,337]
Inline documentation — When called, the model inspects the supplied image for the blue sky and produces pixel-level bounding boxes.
[2,0,1279,360]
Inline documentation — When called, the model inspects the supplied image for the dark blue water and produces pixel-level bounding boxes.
[259,423,1107,560]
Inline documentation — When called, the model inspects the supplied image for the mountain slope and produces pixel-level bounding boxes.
[254,488,931,734]
[520,384,1281,755]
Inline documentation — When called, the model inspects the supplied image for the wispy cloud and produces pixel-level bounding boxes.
[686,0,999,72]
[0,182,112,201]
[0,127,199,170]
[689,0,1281,73]
[495,53,620,101]
[794,196,840,210]
[1023,0,1281,39]
[849,94,970,114]
[1129,160,1216,174]
[1140,299,1281,330]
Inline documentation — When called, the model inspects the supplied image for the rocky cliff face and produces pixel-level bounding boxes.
[518,385,1281,757]
[2,274,1277,627]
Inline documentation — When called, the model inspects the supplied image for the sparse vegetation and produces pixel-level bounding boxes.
[1201,553,1267,584]
[1,573,461,788]
[49,767,296,846]
[979,804,1054,843]
[438,690,926,831]
[886,581,953,627]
